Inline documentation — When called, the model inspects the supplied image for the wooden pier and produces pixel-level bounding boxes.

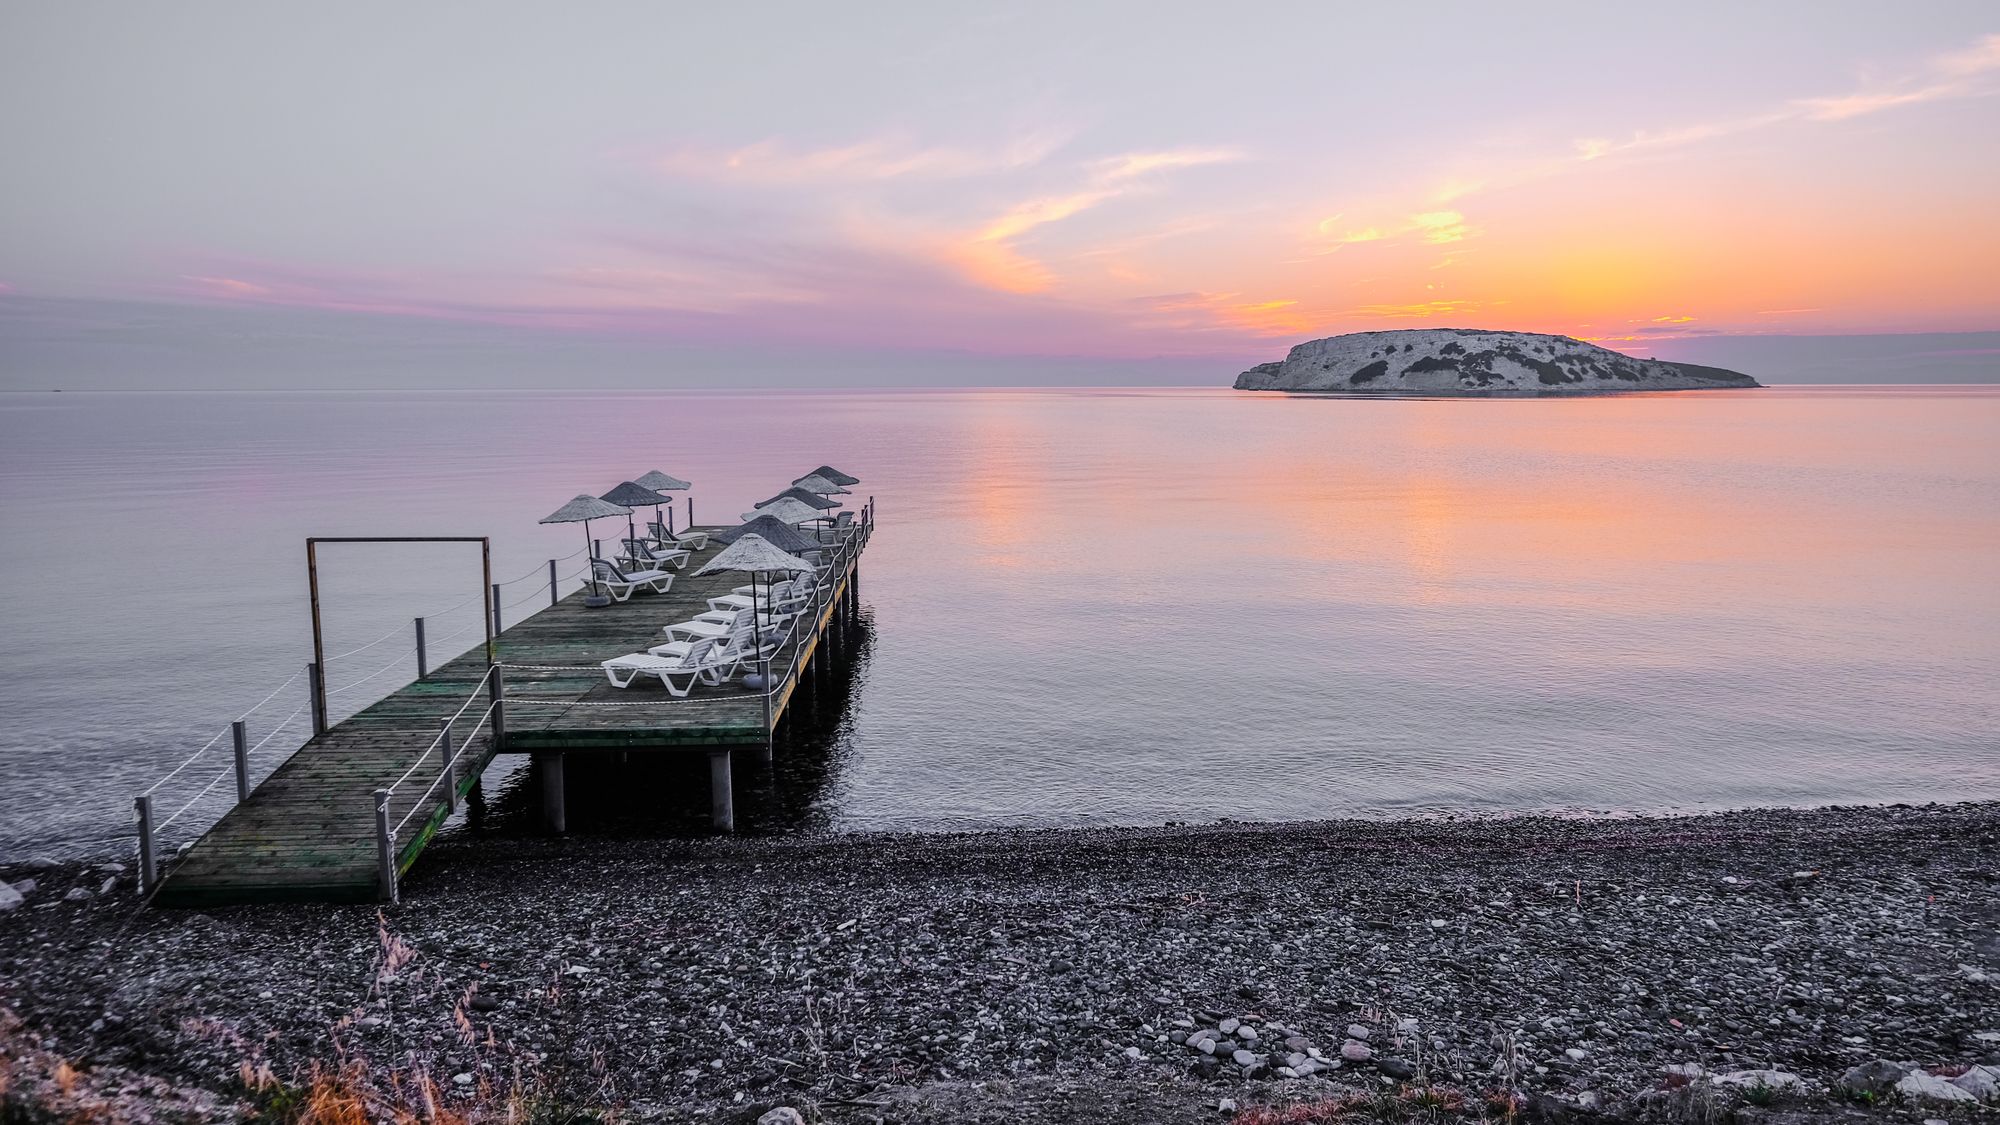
[150,514,870,907]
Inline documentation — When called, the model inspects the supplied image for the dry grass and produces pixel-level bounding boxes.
[2,912,619,1125]
[1230,1085,1501,1125]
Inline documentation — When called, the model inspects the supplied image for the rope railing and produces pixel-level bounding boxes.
[392,698,498,836]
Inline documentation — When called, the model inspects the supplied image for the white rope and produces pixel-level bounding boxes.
[325,653,410,696]
[324,617,413,663]
[393,701,497,834]
[139,727,230,796]
[155,704,306,829]
[156,762,235,830]
[384,677,491,796]
[502,696,762,706]
[250,702,310,752]
[236,667,304,721]
[501,582,555,611]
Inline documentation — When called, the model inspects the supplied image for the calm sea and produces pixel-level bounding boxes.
[1,386,1996,858]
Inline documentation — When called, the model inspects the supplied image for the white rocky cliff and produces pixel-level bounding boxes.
[1234,329,1758,393]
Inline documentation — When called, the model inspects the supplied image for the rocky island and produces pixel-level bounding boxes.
[1235,329,1759,394]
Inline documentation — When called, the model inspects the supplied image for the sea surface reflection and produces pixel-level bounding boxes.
[1,386,1995,855]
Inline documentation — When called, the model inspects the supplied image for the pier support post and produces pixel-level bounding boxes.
[439,718,458,813]
[709,749,735,832]
[373,788,398,904]
[538,753,566,834]
[415,617,428,680]
[307,662,327,736]
[231,720,250,803]
[134,795,156,895]
[549,559,559,606]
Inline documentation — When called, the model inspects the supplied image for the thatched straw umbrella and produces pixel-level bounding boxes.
[539,494,632,607]
[740,496,827,526]
[757,486,841,511]
[791,472,851,496]
[712,514,820,555]
[634,469,692,534]
[803,465,860,486]
[600,481,669,554]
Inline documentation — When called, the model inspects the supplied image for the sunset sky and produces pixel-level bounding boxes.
[3,2,1997,378]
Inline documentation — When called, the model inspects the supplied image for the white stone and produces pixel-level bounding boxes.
[1218,1017,1240,1035]
[1713,1069,1803,1090]
[1949,1065,1997,1100]
[451,1073,473,1086]
[1565,1048,1587,1061]
[0,884,21,912]
[1896,1071,1975,1103]
[1340,1041,1372,1062]
[1346,1023,1372,1041]
[758,1109,806,1125]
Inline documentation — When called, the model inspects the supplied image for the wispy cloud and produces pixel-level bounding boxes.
[1134,290,1315,336]
[655,129,1073,183]
[957,147,1244,293]
[1576,33,2000,160]
[1316,208,1476,250]
[1345,299,1486,320]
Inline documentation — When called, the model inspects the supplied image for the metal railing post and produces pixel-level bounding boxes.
[373,788,398,904]
[489,665,507,747]
[439,717,458,813]
[415,617,428,680]
[491,582,503,636]
[760,653,773,734]
[231,720,250,803]
[548,559,559,606]
[134,795,156,895]
[307,662,327,736]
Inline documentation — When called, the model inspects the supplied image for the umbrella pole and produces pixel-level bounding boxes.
[584,522,601,597]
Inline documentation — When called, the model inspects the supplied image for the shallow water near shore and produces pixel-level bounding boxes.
[1,385,1997,856]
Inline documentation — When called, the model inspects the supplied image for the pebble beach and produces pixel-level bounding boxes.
[4,802,1998,1122]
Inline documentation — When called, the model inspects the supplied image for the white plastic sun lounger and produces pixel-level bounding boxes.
[707,577,805,615]
[591,558,674,602]
[647,522,709,552]
[662,607,748,643]
[620,538,690,571]
[600,636,722,694]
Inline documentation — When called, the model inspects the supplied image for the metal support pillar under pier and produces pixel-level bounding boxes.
[709,749,735,832]
[537,752,566,834]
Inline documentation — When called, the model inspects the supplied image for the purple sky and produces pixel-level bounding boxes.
[2,3,1996,385]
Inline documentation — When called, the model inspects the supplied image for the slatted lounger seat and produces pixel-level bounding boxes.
[601,636,722,694]
[662,606,748,644]
[648,522,709,552]
[590,558,674,602]
[620,537,690,571]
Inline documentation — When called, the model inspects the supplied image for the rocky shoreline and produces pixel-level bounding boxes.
[4,803,1998,1122]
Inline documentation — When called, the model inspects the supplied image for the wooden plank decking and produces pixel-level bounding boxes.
[151,523,867,907]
